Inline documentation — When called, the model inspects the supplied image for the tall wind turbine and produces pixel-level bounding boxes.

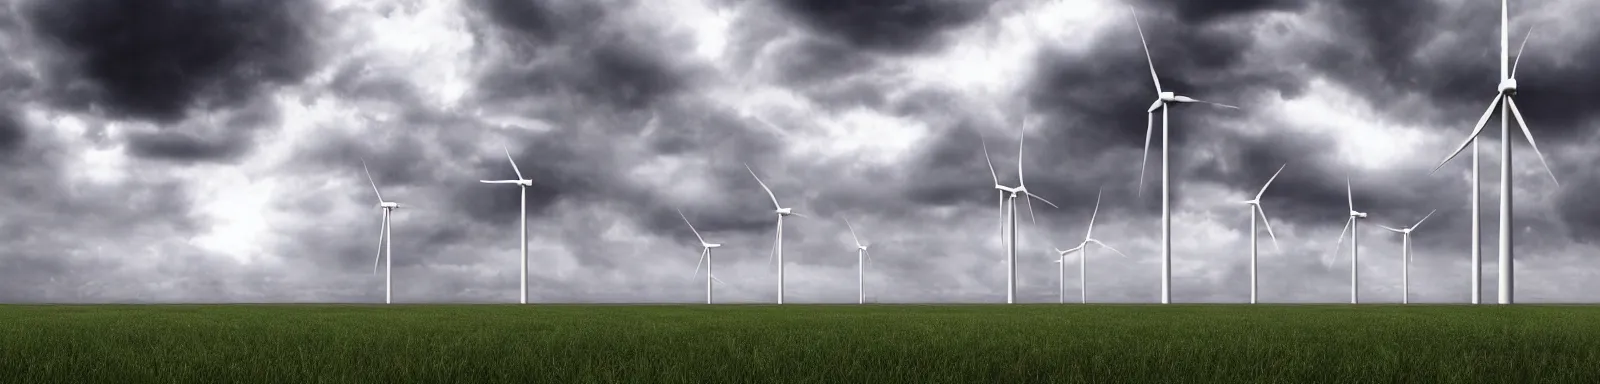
[983,131,1059,304]
[479,146,534,304]
[1332,178,1369,304]
[1130,6,1241,304]
[1241,164,1286,304]
[843,218,873,304]
[1054,188,1128,304]
[362,159,401,304]
[678,209,726,304]
[1378,209,1436,304]
[1429,0,1558,305]
[746,163,804,305]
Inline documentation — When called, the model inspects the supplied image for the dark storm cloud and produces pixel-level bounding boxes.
[122,101,279,162]
[0,107,23,156]
[464,0,695,111]
[774,0,991,53]
[19,0,324,123]
[1137,0,1310,24]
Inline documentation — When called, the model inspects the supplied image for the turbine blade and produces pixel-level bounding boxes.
[361,159,384,203]
[1064,244,1085,254]
[1086,188,1102,238]
[1256,206,1281,252]
[1378,224,1404,233]
[677,209,706,244]
[1512,26,1534,78]
[982,140,1000,185]
[1346,177,1354,211]
[372,217,387,275]
[711,275,726,285]
[1431,95,1503,175]
[1089,239,1129,258]
[1025,192,1059,209]
[768,222,779,269]
[745,163,784,209]
[1333,217,1351,258]
[844,217,862,247]
[692,248,706,280]
[1180,97,1240,109]
[998,191,1006,246]
[1016,131,1026,188]
[1256,163,1287,200]
[479,180,522,184]
[1414,209,1437,228]
[503,145,524,181]
[1128,6,1161,93]
[1137,111,1154,196]
[1024,194,1038,225]
[1506,98,1561,186]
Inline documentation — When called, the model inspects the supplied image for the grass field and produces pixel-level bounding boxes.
[3,304,1599,383]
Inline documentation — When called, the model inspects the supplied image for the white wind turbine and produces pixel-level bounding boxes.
[1378,209,1436,304]
[479,145,534,304]
[1053,188,1128,304]
[745,163,805,305]
[1429,0,1558,305]
[362,159,402,304]
[842,218,873,304]
[678,209,726,304]
[1332,178,1368,304]
[1241,164,1286,304]
[983,130,1059,304]
[1129,6,1241,304]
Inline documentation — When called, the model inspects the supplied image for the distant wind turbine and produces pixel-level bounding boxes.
[678,209,726,304]
[1241,164,1286,304]
[843,218,873,304]
[1378,209,1436,304]
[1129,6,1241,304]
[983,129,1059,304]
[746,163,805,305]
[479,145,534,304]
[1428,0,1558,305]
[362,159,401,304]
[1332,178,1369,304]
[1054,188,1128,304]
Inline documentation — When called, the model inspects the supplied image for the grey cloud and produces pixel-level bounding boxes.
[774,0,992,53]
[19,0,325,123]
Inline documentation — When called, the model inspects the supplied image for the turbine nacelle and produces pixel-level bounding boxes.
[775,207,794,216]
[1498,78,1518,95]
[379,202,400,209]
[1242,199,1260,205]
[702,243,722,249]
[1350,211,1367,218]
[1159,91,1176,102]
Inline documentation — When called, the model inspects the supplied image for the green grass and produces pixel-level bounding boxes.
[3,304,1599,383]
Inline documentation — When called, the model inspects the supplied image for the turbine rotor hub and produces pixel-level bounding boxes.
[1498,78,1518,94]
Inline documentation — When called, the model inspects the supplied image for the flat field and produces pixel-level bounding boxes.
[2,304,1598,383]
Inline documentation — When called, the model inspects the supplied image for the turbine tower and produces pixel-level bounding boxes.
[983,131,1058,304]
[1241,164,1286,304]
[1429,0,1558,305]
[362,159,401,304]
[1332,178,1368,304]
[1055,188,1128,304]
[843,218,873,304]
[1378,209,1436,304]
[479,145,534,304]
[678,209,725,304]
[1130,7,1241,304]
[746,163,804,305]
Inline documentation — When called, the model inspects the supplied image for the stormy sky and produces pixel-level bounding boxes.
[2,0,1598,304]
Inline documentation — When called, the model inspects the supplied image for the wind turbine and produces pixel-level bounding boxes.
[479,145,534,304]
[1241,164,1286,304]
[982,129,1059,304]
[1332,178,1368,304]
[746,163,805,305]
[1378,209,1436,304]
[1054,188,1128,304]
[1429,0,1558,305]
[678,209,726,304]
[361,159,401,304]
[843,218,873,304]
[1129,6,1241,304]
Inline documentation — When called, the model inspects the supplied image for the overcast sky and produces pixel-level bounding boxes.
[2,0,1598,304]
